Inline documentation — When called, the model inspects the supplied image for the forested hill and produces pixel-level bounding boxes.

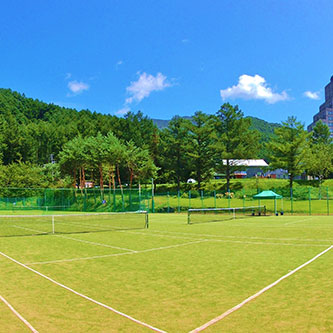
[152,116,280,138]
[0,88,158,165]
[0,88,279,167]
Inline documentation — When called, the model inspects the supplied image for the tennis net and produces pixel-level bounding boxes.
[187,206,266,224]
[0,211,148,237]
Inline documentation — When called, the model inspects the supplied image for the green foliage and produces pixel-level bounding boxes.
[268,116,309,189]
[0,163,50,188]
[158,116,192,190]
[186,111,215,189]
[212,103,261,190]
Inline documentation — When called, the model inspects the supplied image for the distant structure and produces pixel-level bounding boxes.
[307,76,333,135]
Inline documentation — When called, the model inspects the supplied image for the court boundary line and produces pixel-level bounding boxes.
[25,239,209,265]
[189,245,333,332]
[0,294,39,333]
[25,237,328,266]
[147,229,333,243]
[0,251,166,333]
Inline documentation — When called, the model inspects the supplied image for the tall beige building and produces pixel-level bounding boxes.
[307,76,333,135]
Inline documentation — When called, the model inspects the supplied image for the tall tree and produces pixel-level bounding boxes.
[125,141,158,188]
[268,116,309,190]
[159,117,191,191]
[84,133,108,191]
[104,132,121,190]
[58,136,86,188]
[186,111,214,190]
[212,103,260,191]
[311,120,332,145]
[306,121,333,180]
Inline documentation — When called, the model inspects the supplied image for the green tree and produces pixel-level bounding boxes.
[306,121,333,180]
[159,117,191,191]
[58,136,87,188]
[84,133,108,190]
[212,103,260,191]
[104,132,121,190]
[186,111,214,190]
[125,141,158,188]
[311,120,332,145]
[268,116,309,190]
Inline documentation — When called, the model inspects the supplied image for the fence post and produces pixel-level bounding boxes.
[327,187,330,216]
[308,188,311,216]
[113,189,116,211]
[189,190,191,209]
[242,189,245,213]
[108,189,111,212]
[177,191,180,212]
[290,187,293,214]
[151,179,155,213]
[167,191,170,213]
[214,190,216,209]
[201,190,204,209]
[138,185,142,211]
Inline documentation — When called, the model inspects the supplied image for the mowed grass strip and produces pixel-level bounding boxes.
[0,213,332,332]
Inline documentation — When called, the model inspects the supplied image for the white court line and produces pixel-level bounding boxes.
[25,239,209,265]
[148,229,333,243]
[189,245,333,332]
[12,225,137,253]
[0,294,39,332]
[118,230,203,241]
[13,225,48,234]
[56,234,137,252]
[284,217,315,226]
[211,239,330,247]
[122,230,329,247]
[0,251,166,333]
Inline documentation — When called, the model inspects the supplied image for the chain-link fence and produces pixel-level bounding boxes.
[0,187,332,215]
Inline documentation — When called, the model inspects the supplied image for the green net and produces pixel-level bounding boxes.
[188,206,266,224]
[0,211,148,237]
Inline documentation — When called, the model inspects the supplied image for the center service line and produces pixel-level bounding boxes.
[0,251,166,333]
[189,245,333,332]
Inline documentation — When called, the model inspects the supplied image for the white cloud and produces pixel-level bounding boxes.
[304,91,320,100]
[116,60,123,68]
[67,80,90,94]
[116,72,171,115]
[116,106,131,115]
[125,72,171,104]
[220,74,289,104]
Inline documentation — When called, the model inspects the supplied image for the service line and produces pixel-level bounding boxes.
[0,294,39,333]
[189,245,333,332]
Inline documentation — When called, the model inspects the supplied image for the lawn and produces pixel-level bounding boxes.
[0,213,332,332]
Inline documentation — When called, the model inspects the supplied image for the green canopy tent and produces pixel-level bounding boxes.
[253,190,283,215]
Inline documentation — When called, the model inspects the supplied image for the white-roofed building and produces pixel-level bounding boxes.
[215,159,269,179]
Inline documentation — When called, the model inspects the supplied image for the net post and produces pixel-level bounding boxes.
[145,211,149,229]
[52,215,55,234]
[187,210,191,224]
[233,208,235,219]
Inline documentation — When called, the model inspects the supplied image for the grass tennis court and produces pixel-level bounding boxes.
[0,213,332,332]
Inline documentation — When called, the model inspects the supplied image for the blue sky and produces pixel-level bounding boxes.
[1,1,333,125]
